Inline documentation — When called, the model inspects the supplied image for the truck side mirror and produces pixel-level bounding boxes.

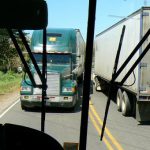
[0,0,48,29]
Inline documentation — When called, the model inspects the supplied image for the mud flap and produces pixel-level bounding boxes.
[136,101,150,122]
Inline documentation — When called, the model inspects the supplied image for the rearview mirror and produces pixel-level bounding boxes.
[0,0,48,29]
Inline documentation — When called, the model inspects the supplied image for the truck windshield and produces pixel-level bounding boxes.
[47,33,65,45]
[33,53,71,64]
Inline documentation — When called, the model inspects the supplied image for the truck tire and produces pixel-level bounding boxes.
[121,91,131,116]
[21,104,28,111]
[21,102,29,111]
[116,89,122,112]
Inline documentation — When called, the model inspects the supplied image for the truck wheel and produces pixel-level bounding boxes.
[116,89,122,112]
[21,103,28,111]
[121,91,131,116]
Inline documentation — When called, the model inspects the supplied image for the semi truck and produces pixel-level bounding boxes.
[93,7,150,122]
[20,28,85,110]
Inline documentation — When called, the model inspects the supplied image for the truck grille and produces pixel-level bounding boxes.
[33,73,60,95]
[47,73,60,95]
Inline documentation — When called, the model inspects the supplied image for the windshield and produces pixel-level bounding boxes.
[2,1,150,150]
[33,53,71,64]
[46,33,64,45]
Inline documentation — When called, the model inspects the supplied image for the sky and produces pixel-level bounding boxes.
[27,0,149,40]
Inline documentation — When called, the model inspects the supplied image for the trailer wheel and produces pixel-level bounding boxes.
[116,89,122,112]
[121,91,131,116]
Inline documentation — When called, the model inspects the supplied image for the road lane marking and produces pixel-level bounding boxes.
[89,101,124,150]
[0,99,20,118]
[89,111,114,150]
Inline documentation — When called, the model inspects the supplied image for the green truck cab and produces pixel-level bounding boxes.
[20,28,85,110]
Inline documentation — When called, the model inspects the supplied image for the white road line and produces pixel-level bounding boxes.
[0,99,20,118]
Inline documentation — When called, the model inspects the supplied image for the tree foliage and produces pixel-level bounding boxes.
[0,29,30,72]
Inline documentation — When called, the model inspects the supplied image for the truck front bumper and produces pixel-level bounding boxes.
[20,95,76,108]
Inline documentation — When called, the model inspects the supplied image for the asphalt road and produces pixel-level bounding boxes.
[0,88,150,150]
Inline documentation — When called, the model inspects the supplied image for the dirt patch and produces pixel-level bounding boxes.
[0,90,20,113]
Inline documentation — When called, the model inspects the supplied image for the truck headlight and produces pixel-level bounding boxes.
[21,86,32,92]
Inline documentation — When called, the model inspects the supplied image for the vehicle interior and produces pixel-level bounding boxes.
[1,0,148,150]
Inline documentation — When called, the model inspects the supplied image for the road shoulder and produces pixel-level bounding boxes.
[0,90,19,113]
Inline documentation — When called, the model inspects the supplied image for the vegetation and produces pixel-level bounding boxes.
[0,29,30,94]
[0,71,22,94]
[0,29,29,72]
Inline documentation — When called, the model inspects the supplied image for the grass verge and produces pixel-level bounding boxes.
[0,71,22,94]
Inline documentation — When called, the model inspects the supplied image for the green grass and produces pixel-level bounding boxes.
[0,71,22,94]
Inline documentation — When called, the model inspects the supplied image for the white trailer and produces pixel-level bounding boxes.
[93,7,150,122]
